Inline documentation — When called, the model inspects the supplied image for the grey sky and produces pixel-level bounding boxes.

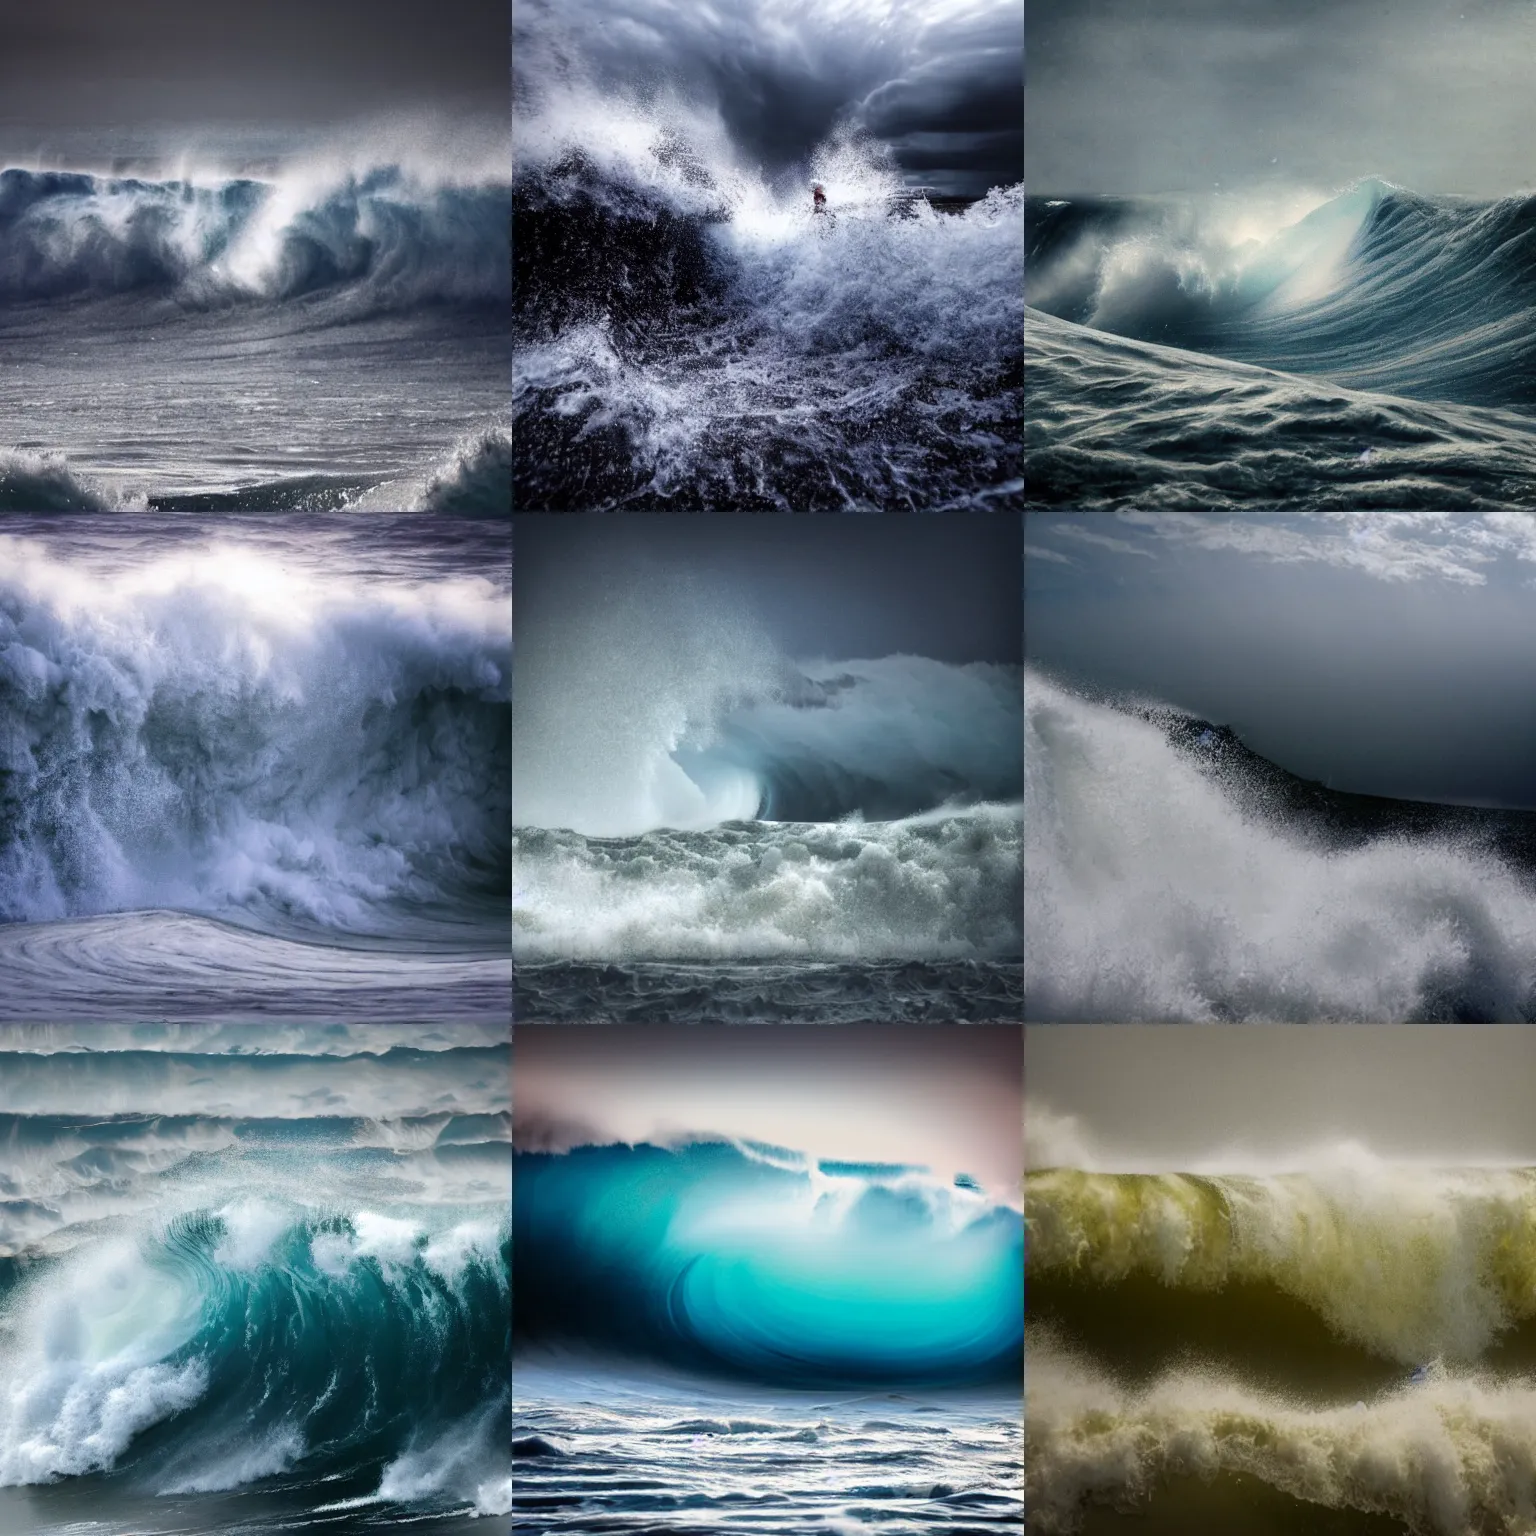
[1027,0,1536,196]
[1026,512,1536,809]
[0,0,509,164]
[517,1024,1024,1194]
[516,512,1024,665]
[514,0,1023,198]
[1027,1025,1536,1170]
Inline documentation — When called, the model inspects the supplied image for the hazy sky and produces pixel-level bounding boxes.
[1027,511,1536,809]
[1027,1026,1536,1170]
[516,513,1024,665]
[514,0,1023,197]
[516,1025,1024,1194]
[0,0,508,164]
[1027,0,1536,196]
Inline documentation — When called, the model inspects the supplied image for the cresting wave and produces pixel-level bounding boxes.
[1024,181,1536,508]
[1027,181,1536,408]
[1027,1333,1536,1536]
[514,1140,1022,1389]
[514,109,1024,509]
[1025,670,1536,1020]
[0,1204,510,1514]
[0,163,511,309]
[0,536,511,935]
[1026,1165,1536,1367]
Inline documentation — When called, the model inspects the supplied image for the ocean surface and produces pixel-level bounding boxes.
[1025,182,1536,508]
[0,516,511,1022]
[513,1139,1023,1533]
[1025,1156,1536,1535]
[513,118,1023,511]
[513,635,1024,1022]
[0,1023,511,1533]
[0,161,510,512]
[1025,669,1536,1021]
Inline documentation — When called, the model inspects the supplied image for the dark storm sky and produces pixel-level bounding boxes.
[1026,512,1536,810]
[515,514,1024,665]
[514,0,1023,198]
[0,0,509,162]
[1027,0,1536,196]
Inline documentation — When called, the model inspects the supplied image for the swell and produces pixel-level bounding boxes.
[0,165,511,310]
[1026,183,1536,411]
[513,1140,1023,1389]
[0,538,511,935]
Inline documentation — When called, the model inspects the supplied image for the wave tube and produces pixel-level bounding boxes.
[513,1140,1023,1388]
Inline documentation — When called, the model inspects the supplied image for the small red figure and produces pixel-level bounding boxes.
[813,183,827,215]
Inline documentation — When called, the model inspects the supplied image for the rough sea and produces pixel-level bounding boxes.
[1025,181,1536,508]
[0,1023,511,1533]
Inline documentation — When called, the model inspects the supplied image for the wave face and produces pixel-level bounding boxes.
[0,164,510,309]
[0,531,510,939]
[1025,184,1536,508]
[514,1140,1022,1389]
[0,1026,510,1527]
[513,120,1023,510]
[1027,1151,1536,1536]
[1025,670,1536,1021]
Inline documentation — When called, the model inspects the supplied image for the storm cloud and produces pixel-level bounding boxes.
[0,0,509,164]
[514,0,1023,198]
[1027,0,1536,197]
[1026,512,1536,810]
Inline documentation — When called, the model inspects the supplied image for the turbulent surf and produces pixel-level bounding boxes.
[1026,182,1536,508]
[1025,669,1536,1021]
[0,1024,510,1534]
[513,110,1023,510]
[1027,1148,1536,1535]
[0,517,511,1020]
[0,152,510,510]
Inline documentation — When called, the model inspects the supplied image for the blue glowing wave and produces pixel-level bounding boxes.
[513,1140,1023,1387]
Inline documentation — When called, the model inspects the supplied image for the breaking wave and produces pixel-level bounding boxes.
[513,103,1023,509]
[0,536,510,935]
[1024,670,1536,1020]
[0,163,511,309]
[514,1139,1022,1388]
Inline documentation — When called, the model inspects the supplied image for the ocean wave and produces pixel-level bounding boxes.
[1027,1334,1536,1536]
[1027,181,1536,409]
[514,1140,1022,1388]
[1027,1166,1536,1367]
[1024,670,1536,1020]
[0,164,510,310]
[420,426,512,514]
[0,1204,509,1506]
[0,537,510,934]
[513,806,1023,963]
[513,113,1023,509]
[1024,307,1536,510]
[0,448,146,513]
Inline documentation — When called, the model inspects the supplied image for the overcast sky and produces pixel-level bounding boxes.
[1027,0,1536,197]
[517,512,1023,665]
[515,0,1023,198]
[0,0,508,166]
[517,1024,1024,1194]
[1027,512,1536,809]
[1027,1025,1536,1170]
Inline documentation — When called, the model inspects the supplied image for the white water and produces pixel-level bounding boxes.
[1025,671,1536,1020]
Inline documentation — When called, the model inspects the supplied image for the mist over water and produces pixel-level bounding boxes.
[1025,670,1536,1021]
